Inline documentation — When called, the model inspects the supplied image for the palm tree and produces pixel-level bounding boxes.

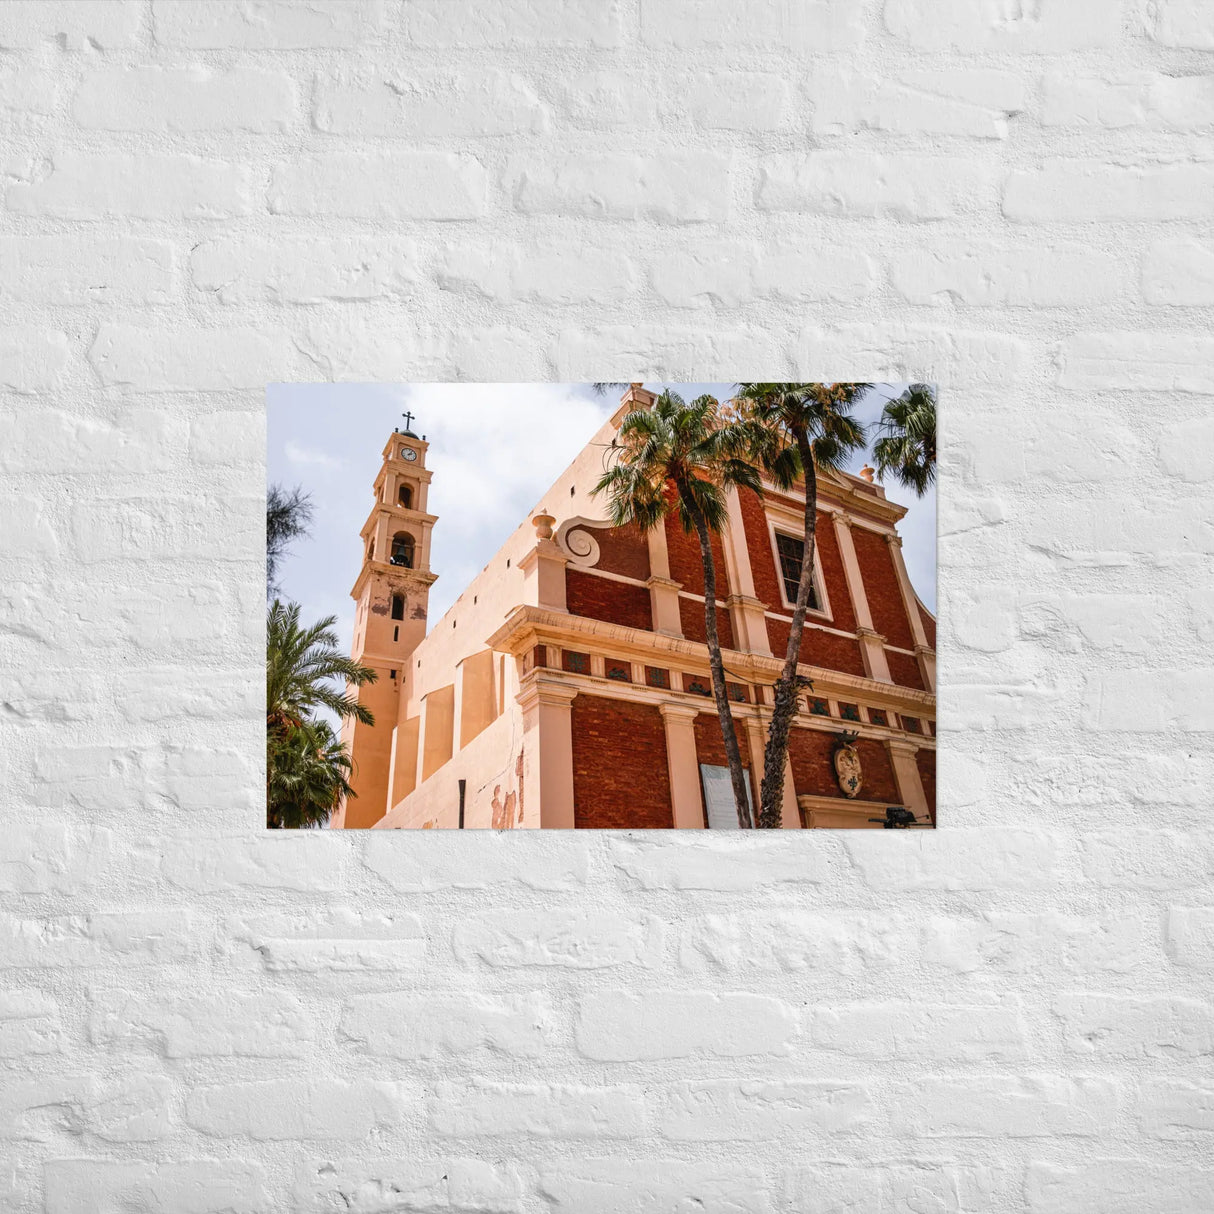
[595,390,762,827]
[267,717,355,829]
[266,600,378,829]
[267,484,313,598]
[733,384,869,828]
[873,383,936,495]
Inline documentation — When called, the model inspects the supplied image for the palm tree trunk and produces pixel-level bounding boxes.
[681,486,753,828]
[759,433,819,828]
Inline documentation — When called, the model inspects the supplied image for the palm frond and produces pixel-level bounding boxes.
[872,383,936,496]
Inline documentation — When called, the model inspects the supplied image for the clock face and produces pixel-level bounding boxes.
[401,447,417,462]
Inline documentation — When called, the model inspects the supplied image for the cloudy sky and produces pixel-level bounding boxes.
[267,383,936,660]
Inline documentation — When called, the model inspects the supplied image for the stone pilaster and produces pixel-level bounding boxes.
[648,575,684,636]
[885,736,930,822]
[885,531,935,692]
[646,523,684,637]
[724,487,772,656]
[833,511,893,683]
[659,703,706,829]
[517,679,578,829]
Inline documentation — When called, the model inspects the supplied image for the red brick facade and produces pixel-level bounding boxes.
[665,513,730,599]
[738,487,782,610]
[564,494,928,695]
[566,568,653,632]
[855,737,900,803]
[788,728,899,803]
[788,729,838,799]
[850,526,914,651]
[766,616,867,679]
[738,489,857,634]
[550,476,934,826]
[919,603,936,650]
[593,520,650,581]
[885,648,925,692]
[571,695,673,829]
[679,595,735,650]
[916,747,936,825]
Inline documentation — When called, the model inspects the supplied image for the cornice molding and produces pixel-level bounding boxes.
[487,605,936,711]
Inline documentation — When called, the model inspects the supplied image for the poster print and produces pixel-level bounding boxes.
[267,383,936,831]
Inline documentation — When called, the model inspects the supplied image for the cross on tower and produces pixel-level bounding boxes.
[402,410,415,431]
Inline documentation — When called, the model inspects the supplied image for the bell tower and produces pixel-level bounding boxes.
[340,415,438,827]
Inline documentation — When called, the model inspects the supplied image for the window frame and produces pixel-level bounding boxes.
[766,519,832,620]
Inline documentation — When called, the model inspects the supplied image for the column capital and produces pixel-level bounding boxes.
[884,531,903,549]
[885,736,921,758]
[855,626,886,643]
[724,593,767,610]
[914,642,935,657]
[658,701,701,724]
[516,678,578,713]
[831,509,854,529]
[646,575,683,591]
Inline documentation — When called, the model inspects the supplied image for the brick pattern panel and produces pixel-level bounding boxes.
[919,603,937,650]
[788,726,841,799]
[566,568,653,632]
[592,520,651,581]
[851,526,915,651]
[571,695,673,829]
[885,647,926,691]
[787,727,899,804]
[857,738,901,804]
[767,617,868,678]
[738,486,784,609]
[679,595,735,650]
[665,513,730,599]
[917,746,937,825]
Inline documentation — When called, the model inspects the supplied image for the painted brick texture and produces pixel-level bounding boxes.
[1,0,1208,1209]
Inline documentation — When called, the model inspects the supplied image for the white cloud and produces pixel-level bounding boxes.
[285,439,345,471]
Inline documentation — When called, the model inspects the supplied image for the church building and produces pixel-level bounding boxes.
[333,385,936,830]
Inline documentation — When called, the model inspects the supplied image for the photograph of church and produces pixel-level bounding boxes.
[267,383,936,831]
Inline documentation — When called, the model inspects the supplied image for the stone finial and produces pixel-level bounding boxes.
[860,464,876,483]
[532,511,555,540]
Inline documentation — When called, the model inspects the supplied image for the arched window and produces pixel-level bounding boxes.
[391,594,405,620]
[398,484,413,509]
[390,531,415,568]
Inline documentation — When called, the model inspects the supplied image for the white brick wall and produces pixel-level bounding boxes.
[1,0,1212,1208]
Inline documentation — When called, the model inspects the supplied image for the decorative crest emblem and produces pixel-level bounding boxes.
[832,729,863,799]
